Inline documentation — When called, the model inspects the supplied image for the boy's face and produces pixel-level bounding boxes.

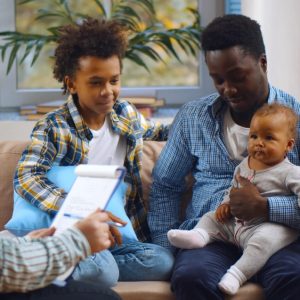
[66,55,121,121]
[248,114,294,167]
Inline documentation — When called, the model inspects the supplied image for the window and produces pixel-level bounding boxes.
[0,0,222,109]
[225,0,241,14]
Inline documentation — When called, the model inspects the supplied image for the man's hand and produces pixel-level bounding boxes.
[229,174,269,221]
[106,211,127,246]
[27,227,56,239]
[74,209,112,253]
[215,203,232,223]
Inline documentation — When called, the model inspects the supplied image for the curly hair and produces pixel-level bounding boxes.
[253,103,298,139]
[53,18,128,94]
[201,14,265,60]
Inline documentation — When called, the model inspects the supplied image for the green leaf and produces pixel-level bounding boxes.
[7,44,20,75]
[93,0,107,17]
[125,51,150,72]
[31,40,44,66]
[0,45,8,62]
[127,0,155,16]
[131,44,163,62]
[19,41,36,64]
[19,0,36,5]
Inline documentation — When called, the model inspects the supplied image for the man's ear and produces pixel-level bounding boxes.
[260,54,267,73]
[65,76,76,94]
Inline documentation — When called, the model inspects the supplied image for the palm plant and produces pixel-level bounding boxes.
[0,0,201,75]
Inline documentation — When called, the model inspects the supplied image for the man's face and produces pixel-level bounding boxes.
[66,55,121,122]
[206,46,268,123]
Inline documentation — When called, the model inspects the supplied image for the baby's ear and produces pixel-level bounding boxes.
[287,139,295,151]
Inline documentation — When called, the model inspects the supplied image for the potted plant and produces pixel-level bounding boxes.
[0,0,201,75]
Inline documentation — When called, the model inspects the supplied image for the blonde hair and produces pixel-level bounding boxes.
[253,103,298,139]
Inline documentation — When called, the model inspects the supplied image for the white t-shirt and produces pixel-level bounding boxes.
[88,117,127,166]
[223,108,249,161]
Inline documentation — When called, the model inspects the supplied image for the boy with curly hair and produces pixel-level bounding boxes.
[14,18,173,286]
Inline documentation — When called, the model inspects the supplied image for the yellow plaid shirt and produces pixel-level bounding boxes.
[14,96,169,241]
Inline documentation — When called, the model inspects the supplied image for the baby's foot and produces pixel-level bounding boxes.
[218,266,247,295]
[167,228,209,249]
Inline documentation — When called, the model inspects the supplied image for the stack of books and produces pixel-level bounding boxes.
[20,97,165,121]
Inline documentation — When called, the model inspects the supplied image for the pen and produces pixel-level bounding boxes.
[63,213,125,227]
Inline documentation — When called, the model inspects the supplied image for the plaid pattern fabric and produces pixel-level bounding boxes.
[14,96,169,242]
[148,85,300,248]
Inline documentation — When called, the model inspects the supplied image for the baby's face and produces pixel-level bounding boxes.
[248,114,294,166]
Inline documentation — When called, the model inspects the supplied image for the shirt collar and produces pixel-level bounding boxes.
[66,95,93,141]
[267,85,276,103]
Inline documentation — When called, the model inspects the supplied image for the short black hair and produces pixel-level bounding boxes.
[53,18,128,94]
[201,14,265,59]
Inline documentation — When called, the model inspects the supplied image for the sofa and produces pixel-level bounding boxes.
[0,140,264,300]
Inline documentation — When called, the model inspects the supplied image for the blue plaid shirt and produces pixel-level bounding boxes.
[148,85,300,249]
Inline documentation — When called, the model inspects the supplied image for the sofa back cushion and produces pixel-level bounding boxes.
[0,141,30,230]
[0,140,168,231]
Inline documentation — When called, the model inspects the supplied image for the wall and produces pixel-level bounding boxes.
[242,0,300,100]
[0,121,35,141]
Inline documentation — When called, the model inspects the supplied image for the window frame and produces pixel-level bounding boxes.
[0,0,223,109]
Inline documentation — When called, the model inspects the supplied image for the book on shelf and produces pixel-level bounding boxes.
[21,97,165,120]
[51,164,126,283]
[19,105,37,115]
[122,97,157,105]
[26,113,46,121]
[36,100,65,114]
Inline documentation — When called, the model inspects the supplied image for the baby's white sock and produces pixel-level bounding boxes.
[218,266,247,295]
[167,228,210,249]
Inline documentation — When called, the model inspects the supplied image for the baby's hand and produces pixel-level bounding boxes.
[215,203,232,223]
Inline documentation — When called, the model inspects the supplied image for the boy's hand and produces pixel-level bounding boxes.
[215,203,232,223]
[106,211,127,246]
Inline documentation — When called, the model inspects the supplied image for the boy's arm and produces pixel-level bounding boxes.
[137,108,170,141]
[14,121,66,215]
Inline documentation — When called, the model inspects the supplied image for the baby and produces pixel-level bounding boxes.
[168,103,300,295]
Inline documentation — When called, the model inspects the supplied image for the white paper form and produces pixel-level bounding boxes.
[51,164,125,284]
[51,164,125,233]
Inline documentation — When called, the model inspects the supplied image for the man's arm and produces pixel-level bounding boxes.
[0,228,90,292]
[0,210,111,293]
[229,175,300,229]
[269,166,300,230]
[148,108,194,250]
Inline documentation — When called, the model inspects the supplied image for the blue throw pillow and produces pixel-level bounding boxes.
[5,166,138,241]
